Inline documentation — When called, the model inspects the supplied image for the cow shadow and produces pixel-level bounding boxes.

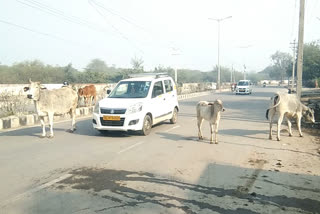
[0,126,41,137]
[220,129,268,138]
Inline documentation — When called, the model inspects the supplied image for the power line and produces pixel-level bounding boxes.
[0,19,76,44]
[90,0,179,55]
[91,0,147,32]
[16,0,109,34]
[88,0,144,54]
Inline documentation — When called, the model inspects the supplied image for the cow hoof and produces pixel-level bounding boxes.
[67,129,74,133]
[48,135,54,139]
[40,135,46,138]
[215,142,218,144]
[300,135,303,137]
[277,138,280,141]
[289,134,292,137]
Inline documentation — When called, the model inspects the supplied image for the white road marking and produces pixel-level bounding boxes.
[117,141,145,154]
[165,125,181,132]
[0,173,72,208]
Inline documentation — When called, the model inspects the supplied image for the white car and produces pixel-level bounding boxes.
[92,74,179,135]
[236,80,252,95]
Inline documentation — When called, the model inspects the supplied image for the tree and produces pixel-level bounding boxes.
[85,58,108,73]
[131,56,144,73]
[303,42,320,81]
[63,63,77,83]
[270,51,292,81]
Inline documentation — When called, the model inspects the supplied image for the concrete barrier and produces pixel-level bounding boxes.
[0,90,223,131]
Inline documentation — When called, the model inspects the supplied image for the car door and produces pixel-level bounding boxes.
[150,80,167,123]
[163,78,176,115]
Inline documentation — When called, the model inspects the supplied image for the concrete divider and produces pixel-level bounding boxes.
[0,90,223,131]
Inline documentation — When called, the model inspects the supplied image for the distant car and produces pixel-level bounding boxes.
[92,74,179,136]
[236,80,252,95]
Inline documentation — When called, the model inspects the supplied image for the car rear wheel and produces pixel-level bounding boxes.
[170,108,178,124]
[139,115,152,136]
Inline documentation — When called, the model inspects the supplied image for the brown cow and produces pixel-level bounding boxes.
[78,85,97,106]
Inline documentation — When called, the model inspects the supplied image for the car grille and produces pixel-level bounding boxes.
[100,117,125,126]
[100,108,126,114]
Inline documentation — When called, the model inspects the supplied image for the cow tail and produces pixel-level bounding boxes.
[266,93,281,120]
[266,109,270,120]
[272,94,281,108]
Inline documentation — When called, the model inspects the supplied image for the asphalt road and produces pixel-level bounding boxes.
[1,87,320,214]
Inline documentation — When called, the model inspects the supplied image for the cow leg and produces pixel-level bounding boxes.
[268,109,275,140]
[69,108,76,132]
[209,123,214,144]
[214,120,219,144]
[296,115,303,137]
[48,112,54,138]
[197,117,204,140]
[39,116,46,138]
[277,113,284,141]
[286,117,293,137]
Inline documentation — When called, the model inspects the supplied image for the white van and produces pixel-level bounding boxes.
[92,74,179,135]
[236,80,252,95]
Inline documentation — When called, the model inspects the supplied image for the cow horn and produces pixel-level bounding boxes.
[29,78,32,83]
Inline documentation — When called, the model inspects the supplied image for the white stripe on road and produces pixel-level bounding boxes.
[117,141,145,154]
[0,173,72,208]
[165,125,180,132]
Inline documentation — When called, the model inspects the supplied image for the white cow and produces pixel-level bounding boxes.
[266,92,315,141]
[197,100,225,144]
[24,79,78,138]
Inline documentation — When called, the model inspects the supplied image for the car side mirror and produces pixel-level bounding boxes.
[107,89,111,94]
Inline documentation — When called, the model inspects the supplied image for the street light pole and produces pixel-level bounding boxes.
[171,47,181,83]
[209,16,232,91]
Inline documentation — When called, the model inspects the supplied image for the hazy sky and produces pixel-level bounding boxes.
[1,0,320,72]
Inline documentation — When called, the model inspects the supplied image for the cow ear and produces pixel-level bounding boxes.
[40,85,47,89]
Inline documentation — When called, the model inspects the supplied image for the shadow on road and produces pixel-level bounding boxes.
[5,164,318,214]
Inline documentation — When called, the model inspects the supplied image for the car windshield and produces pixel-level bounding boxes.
[238,81,249,86]
[108,81,151,98]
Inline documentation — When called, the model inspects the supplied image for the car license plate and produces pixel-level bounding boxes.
[103,116,120,121]
[240,89,245,92]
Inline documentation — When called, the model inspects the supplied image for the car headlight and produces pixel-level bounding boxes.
[94,103,100,114]
[127,102,143,114]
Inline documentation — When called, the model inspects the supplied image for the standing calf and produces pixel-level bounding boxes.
[197,100,225,144]
[78,85,97,107]
[266,92,315,141]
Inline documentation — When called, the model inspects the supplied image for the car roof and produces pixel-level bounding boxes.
[121,76,173,82]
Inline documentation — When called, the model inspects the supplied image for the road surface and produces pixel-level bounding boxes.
[0,87,319,214]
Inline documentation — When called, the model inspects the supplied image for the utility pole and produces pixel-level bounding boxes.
[208,16,232,91]
[230,65,233,83]
[290,39,297,90]
[171,47,181,83]
[296,0,305,98]
[243,64,246,80]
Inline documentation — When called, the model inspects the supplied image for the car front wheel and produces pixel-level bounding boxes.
[170,108,178,124]
[139,115,152,136]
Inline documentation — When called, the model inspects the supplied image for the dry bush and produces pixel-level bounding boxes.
[0,90,31,118]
